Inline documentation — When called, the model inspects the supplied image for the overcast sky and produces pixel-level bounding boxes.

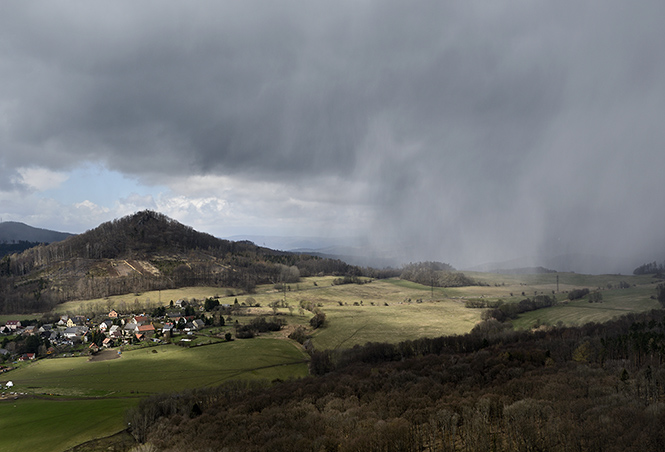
[1,1,664,270]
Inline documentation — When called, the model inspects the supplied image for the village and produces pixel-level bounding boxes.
[0,298,227,370]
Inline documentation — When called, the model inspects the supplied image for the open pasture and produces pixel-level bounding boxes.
[7,339,308,397]
[0,338,308,452]
[51,274,661,350]
[512,284,661,329]
[0,397,136,452]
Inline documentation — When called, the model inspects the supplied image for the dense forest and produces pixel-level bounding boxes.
[0,211,365,313]
[127,308,665,451]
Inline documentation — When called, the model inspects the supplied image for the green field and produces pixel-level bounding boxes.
[7,339,308,396]
[0,397,136,452]
[511,284,661,329]
[1,339,308,452]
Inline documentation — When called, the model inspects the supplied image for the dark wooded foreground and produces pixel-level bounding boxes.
[127,309,665,451]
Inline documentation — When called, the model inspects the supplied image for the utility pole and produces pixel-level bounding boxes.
[556,275,559,293]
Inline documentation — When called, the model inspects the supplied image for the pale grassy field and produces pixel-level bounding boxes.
[49,273,662,347]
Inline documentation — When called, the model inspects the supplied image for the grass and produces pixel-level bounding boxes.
[8,339,308,397]
[0,397,136,452]
[512,284,661,329]
[310,301,480,350]
[1,338,308,452]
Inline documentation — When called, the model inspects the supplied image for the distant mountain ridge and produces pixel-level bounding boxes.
[0,221,72,244]
[0,221,73,258]
[466,253,631,275]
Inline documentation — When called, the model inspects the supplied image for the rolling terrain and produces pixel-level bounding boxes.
[1,211,665,451]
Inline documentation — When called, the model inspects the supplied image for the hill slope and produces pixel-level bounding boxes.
[0,210,358,313]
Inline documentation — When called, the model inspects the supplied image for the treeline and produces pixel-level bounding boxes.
[127,309,665,451]
[400,261,476,287]
[0,240,41,258]
[481,295,557,322]
[235,316,285,339]
[634,261,665,276]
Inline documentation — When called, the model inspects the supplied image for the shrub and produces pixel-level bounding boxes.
[568,288,590,301]
[288,326,309,344]
[310,311,326,329]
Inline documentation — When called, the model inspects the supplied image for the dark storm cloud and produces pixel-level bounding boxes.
[1,0,664,269]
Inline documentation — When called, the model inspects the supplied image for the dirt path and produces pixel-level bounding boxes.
[88,349,122,362]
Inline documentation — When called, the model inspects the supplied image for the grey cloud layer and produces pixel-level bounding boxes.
[1,0,664,268]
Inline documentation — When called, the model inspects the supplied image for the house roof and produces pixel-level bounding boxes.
[138,324,155,332]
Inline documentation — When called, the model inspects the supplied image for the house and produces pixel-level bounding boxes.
[39,324,53,334]
[133,315,148,325]
[22,326,36,335]
[123,323,139,336]
[89,343,99,354]
[109,324,122,339]
[63,327,79,339]
[99,320,113,332]
[102,337,112,347]
[175,299,187,308]
[137,324,155,336]
[73,315,87,325]
[63,326,88,340]
[192,319,205,330]
[5,320,21,331]
[162,323,174,334]
[0,348,9,357]
[66,318,75,328]
[108,310,118,318]
[19,353,35,361]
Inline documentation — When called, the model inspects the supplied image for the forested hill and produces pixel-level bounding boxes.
[49,210,267,259]
[0,210,361,313]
